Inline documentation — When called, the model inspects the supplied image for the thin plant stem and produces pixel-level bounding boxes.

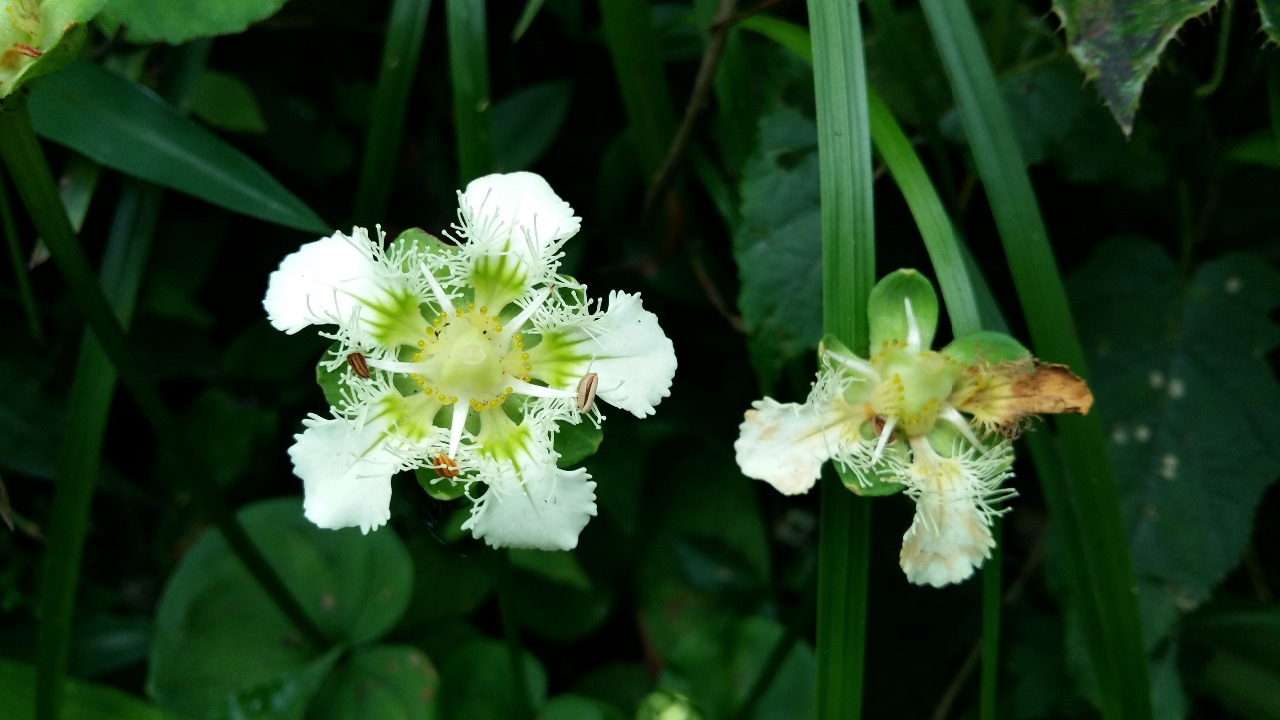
[1195,0,1234,99]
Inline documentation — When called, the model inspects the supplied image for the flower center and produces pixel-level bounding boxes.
[870,344,957,436]
[404,303,533,411]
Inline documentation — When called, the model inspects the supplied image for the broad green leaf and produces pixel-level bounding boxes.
[149,498,413,718]
[399,533,492,624]
[192,70,269,133]
[493,80,572,172]
[510,549,612,641]
[733,105,821,390]
[637,439,770,658]
[1260,0,1280,45]
[217,649,341,720]
[1070,238,1280,632]
[1050,0,1219,135]
[28,61,328,233]
[659,616,815,720]
[308,645,439,720]
[98,0,290,44]
[958,57,1167,190]
[0,657,185,720]
[437,638,547,719]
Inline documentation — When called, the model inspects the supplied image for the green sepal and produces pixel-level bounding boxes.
[834,456,906,497]
[392,227,455,260]
[553,420,603,469]
[867,269,939,350]
[817,333,855,362]
[416,467,466,501]
[940,330,1031,366]
[316,341,347,409]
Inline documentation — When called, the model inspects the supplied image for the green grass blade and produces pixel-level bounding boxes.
[598,0,677,178]
[446,0,493,183]
[511,0,545,42]
[918,1,1152,717]
[356,0,432,225]
[866,91,980,336]
[807,0,875,717]
[27,61,327,233]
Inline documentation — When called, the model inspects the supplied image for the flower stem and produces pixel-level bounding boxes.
[807,0,876,715]
[0,91,329,708]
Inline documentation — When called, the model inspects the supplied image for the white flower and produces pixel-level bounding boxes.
[734,269,1087,586]
[264,172,676,550]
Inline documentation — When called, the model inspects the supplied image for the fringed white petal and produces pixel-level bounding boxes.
[735,397,849,495]
[462,444,597,551]
[289,415,404,534]
[264,228,410,346]
[460,172,581,255]
[897,445,1012,587]
[541,291,676,418]
[899,495,994,587]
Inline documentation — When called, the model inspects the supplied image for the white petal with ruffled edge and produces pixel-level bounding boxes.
[264,228,412,346]
[531,291,676,418]
[289,415,405,534]
[460,172,581,254]
[897,451,1002,587]
[735,397,855,495]
[898,493,994,587]
[462,451,597,551]
[458,173,581,308]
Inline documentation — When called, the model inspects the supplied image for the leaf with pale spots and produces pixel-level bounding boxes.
[148,499,414,718]
[1069,238,1280,647]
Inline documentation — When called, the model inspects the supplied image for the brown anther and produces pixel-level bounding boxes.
[14,44,42,59]
[432,453,460,479]
[346,352,370,379]
[576,372,599,413]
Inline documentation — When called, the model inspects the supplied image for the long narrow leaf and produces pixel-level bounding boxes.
[356,0,432,225]
[446,0,493,183]
[807,1,876,718]
[598,0,677,178]
[918,1,1152,717]
[27,61,327,233]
